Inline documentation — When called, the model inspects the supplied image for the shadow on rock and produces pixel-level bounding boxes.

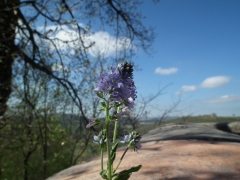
[215,121,240,135]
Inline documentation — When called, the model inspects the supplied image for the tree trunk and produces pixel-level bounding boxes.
[0,0,18,117]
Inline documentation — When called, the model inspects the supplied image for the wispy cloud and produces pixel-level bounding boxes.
[177,75,231,94]
[204,95,240,104]
[155,67,178,75]
[86,31,133,57]
[180,85,197,92]
[51,63,70,73]
[38,25,133,58]
[200,76,230,88]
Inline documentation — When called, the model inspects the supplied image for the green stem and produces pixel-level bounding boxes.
[113,147,129,173]
[105,101,112,180]
[112,107,120,174]
[113,106,120,144]
[113,120,118,144]
[101,149,103,171]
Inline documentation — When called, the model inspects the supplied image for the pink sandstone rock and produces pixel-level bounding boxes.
[47,140,240,180]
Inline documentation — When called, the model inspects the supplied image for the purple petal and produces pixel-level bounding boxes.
[86,117,96,128]
[93,135,99,141]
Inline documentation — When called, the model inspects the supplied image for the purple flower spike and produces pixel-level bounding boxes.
[116,107,130,118]
[134,142,142,153]
[120,134,132,144]
[94,62,137,108]
[93,135,99,142]
[93,135,106,145]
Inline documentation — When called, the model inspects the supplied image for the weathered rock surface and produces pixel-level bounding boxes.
[141,122,240,143]
[47,122,240,180]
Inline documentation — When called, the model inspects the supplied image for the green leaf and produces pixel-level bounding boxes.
[101,101,106,107]
[110,142,119,165]
[99,129,106,137]
[113,173,130,180]
[100,170,108,179]
[99,107,105,112]
[108,115,114,121]
[94,118,101,126]
[112,102,122,107]
[97,92,104,98]
[112,165,142,180]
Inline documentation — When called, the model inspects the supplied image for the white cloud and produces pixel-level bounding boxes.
[177,75,230,94]
[38,25,133,57]
[200,76,230,88]
[204,95,240,104]
[51,63,63,71]
[155,67,178,75]
[51,63,69,73]
[139,103,145,107]
[175,85,197,94]
[86,31,134,57]
[180,85,197,92]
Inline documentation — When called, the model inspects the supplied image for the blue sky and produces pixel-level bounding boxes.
[131,0,240,117]
[29,0,239,117]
